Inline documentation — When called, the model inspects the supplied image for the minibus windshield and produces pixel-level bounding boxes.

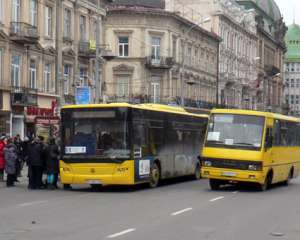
[205,114,265,150]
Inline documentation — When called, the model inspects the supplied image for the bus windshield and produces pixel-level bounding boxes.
[62,108,130,159]
[205,114,265,150]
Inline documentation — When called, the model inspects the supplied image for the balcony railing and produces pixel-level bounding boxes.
[78,41,96,58]
[145,56,175,69]
[10,22,39,44]
[11,87,38,106]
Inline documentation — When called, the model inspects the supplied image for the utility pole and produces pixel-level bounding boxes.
[56,0,63,106]
[95,0,102,103]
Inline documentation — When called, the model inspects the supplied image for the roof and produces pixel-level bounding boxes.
[285,23,300,61]
[107,5,221,42]
[111,0,165,8]
[237,0,281,21]
[211,109,300,122]
[62,103,209,118]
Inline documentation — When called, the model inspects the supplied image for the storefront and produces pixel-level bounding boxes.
[25,99,59,140]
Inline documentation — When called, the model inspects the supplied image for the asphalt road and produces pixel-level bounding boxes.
[0,176,300,240]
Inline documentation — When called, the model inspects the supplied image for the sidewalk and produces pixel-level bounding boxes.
[0,167,30,189]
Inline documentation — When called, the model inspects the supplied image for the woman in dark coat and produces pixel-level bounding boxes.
[46,138,60,189]
[0,136,6,182]
[4,138,18,187]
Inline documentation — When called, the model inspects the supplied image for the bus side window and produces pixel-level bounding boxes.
[265,128,273,149]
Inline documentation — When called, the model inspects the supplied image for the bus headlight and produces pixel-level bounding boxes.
[248,163,262,171]
[204,161,212,167]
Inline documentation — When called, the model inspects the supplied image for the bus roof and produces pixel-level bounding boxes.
[62,103,208,118]
[211,109,300,122]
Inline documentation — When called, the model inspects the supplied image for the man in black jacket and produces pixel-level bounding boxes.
[28,136,45,189]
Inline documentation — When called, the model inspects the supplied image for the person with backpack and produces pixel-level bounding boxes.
[4,138,18,187]
[46,138,60,189]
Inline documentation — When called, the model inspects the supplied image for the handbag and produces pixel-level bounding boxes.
[47,174,54,184]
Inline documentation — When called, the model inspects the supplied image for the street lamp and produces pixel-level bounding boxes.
[180,17,211,107]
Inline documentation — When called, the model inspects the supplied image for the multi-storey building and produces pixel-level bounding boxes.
[0,0,109,138]
[283,23,300,116]
[103,4,220,107]
[236,0,287,113]
[166,0,258,109]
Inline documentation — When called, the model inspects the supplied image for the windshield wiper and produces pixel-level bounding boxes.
[206,140,225,144]
[233,142,256,146]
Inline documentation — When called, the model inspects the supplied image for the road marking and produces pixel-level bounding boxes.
[209,196,224,202]
[171,207,193,216]
[18,200,48,207]
[107,228,136,238]
[232,191,238,194]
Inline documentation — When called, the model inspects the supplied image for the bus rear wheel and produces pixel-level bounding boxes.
[283,168,293,186]
[149,162,160,188]
[209,179,221,190]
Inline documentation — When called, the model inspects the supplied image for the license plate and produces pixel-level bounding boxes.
[87,180,102,184]
[221,172,237,177]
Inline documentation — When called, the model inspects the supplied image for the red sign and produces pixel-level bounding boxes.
[27,100,59,117]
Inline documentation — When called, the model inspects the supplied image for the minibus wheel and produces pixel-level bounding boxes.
[283,168,293,186]
[63,184,72,190]
[209,179,221,190]
[259,172,272,191]
[149,162,160,188]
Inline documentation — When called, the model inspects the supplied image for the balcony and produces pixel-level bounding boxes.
[10,22,39,44]
[11,87,38,107]
[78,41,96,58]
[145,56,174,69]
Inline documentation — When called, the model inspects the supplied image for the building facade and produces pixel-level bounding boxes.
[103,5,220,107]
[236,0,287,113]
[283,23,300,116]
[0,0,109,138]
[166,0,258,109]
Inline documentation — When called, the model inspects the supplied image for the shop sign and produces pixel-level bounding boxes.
[27,100,58,117]
[35,117,60,141]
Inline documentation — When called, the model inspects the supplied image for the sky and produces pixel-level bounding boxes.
[275,0,299,26]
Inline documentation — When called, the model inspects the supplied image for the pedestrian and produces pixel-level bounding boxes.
[4,138,18,187]
[22,136,32,188]
[0,135,6,182]
[14,134,23,181]
[28,137,45,189]
[46,138,60,189]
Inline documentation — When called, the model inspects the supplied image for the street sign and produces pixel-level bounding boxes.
[76,87,91,105]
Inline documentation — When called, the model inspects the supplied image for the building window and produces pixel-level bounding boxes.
[291,79,294,88]
[117,76,129,98]
[118,37,129,57]
[296,95,299,105]
[286,79,289,87]
[64,64,71,95]
[45,6,52,37]
[64,8,71,38]
[150,76,161,103]
[12,0,20,22]
[29,59,37,89]
[11,54,21,87]
[297,79,300,88]
[0,49,2,84]
[79,15,86,41]
[44,63,52,93]
[151,37,161,62]
[172,37,177,59]
[79,67,88,86]
[291,95,294,105]
[30,0,37,26]
[0,0,3,23]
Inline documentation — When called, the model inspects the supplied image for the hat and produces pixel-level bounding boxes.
[0,135,6,140]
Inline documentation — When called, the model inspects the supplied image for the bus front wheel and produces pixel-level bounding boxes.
[259,173,272,191]
[149,162,160,188]
[209,179,221,190]
[194,163,201,180]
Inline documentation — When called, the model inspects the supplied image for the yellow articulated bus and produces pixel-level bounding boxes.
[201,109,300,191]
[60,103,208,189]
